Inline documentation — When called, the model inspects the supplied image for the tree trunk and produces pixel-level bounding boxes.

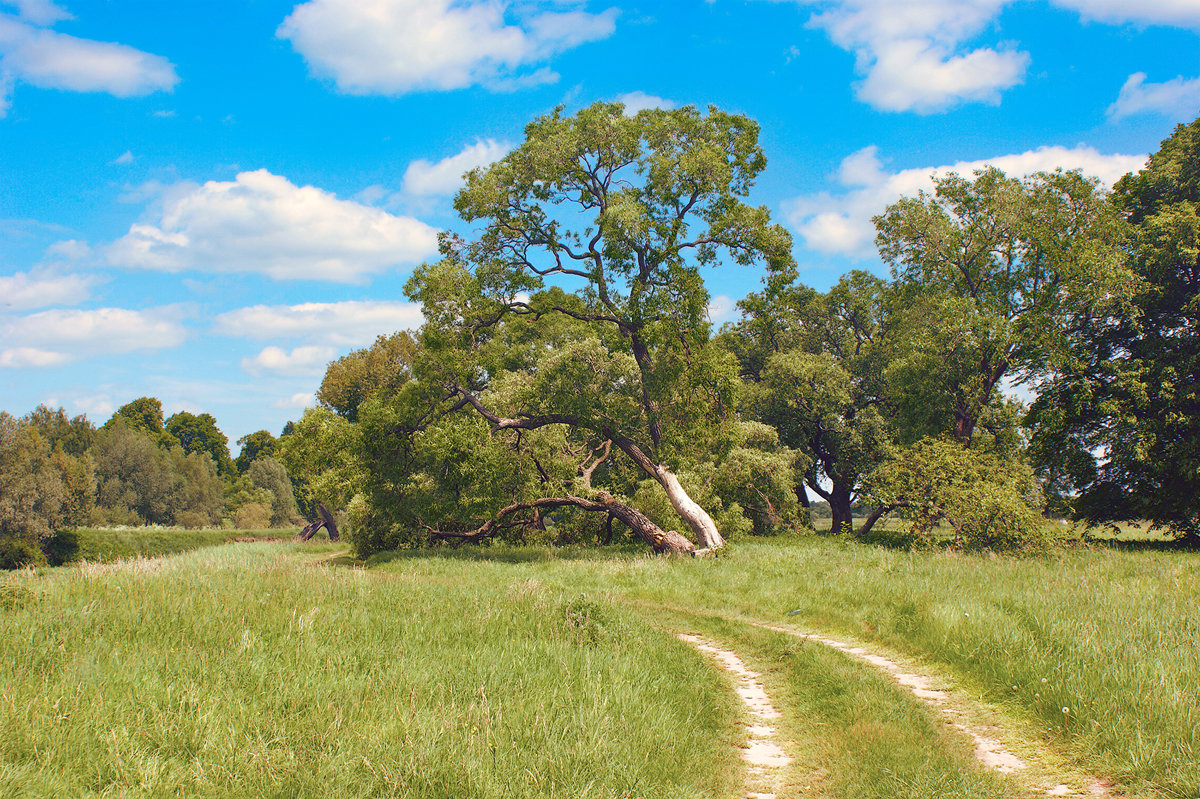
[426,494,696,555]
[655,467,725,550]
[829,484,854,537]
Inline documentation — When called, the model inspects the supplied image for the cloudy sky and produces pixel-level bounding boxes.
[1,0,1197,445]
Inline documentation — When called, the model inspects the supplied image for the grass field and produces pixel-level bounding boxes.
[1,535,1196,797]
[45,526,297,566]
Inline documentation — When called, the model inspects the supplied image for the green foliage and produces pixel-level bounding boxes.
[0,411,95,569]
[277,406,362,519]
[91,421,223,528]
[864,437,1046,551]
[234,429,277,474]
[318,331,419,422]
[1028,116,1200,539]
[245,456,301,527]
[363,102,797,552]
[165,411,233,475]
[876,167,1131,443]
[725,271,894,535]
[103,396,166,438]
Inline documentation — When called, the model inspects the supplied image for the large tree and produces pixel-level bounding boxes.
[875,167,1131,445]
[396,102,794,553]
[1027,117,1200,539]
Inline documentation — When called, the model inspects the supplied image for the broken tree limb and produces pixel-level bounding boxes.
[423,492,695,555]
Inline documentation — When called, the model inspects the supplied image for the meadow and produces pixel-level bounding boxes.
[1,534,1196,798]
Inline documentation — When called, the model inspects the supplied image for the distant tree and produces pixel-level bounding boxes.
[165,411,233,475]
[724,271,895,537]
[26,405,95,456]
[0,412,94,568]
[318,331,419,423]
[1027,117,1200,540]
[875,167,1132,444]
[234,430,277,474]
[104,397,166,438]
[246,456,301,527]
[92,421,221,527]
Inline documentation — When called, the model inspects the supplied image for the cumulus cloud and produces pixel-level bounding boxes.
[1108,72,1200,120]
[790,0,1025,113]
[213,300,423,348]
[1055,0,1200,28]
[277,0,617,95]
[106,169,439,282]
[0,269,94,310]
[0,0,70,26]
[241,344,337,377]
[780,0,1200,114]
[707,294,739,325]
[403,138,512,196]
[0,11,177,117]
[615,90,676,115]
[272,392,316,409]
[0,240,97,311]
[784,144,1147,257]
[0,305,188,368]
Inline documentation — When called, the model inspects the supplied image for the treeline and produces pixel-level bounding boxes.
[280,105,1199,558]
[0,398,302,568]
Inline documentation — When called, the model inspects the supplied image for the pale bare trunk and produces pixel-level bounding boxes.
[656,467,725,550]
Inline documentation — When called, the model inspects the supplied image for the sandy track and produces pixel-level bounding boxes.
[678,634,792,799]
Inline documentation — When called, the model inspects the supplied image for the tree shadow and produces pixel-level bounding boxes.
[364,542,651,567]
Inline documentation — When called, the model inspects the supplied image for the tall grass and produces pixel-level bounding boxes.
[389,539,1198,797]
[0,543,737,798]
[46,527,292,566]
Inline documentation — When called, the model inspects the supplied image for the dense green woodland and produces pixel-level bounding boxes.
[4,105,1200,566]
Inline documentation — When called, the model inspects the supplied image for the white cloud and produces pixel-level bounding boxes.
[0,0,70,26]
[790,0,1025,113]
[615,90,676,115]
[106,169,439,282]
[1108,72,1200,120]
[784,144,1147,257]
[707,294,739,325]
[1054,0,1200,28]
[272,392,316,410]
[0,240,96,310]
[0,13,177,118]
[780,0,1200,114]
[403,138,512,196]
[213,300,423,348]
[277,0,617,95]
[70,392,114,418]
[111,149,134,165]
[0,268,94,310]
[0,346,70,367]
[241,345,337,377]
[0,306,188,368]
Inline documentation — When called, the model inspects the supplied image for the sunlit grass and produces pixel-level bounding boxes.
[0,543,738,798]
[416,538,1195,798]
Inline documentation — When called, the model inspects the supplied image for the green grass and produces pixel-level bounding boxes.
[49,526,296,565]
[0,543,738,798]
[3,535,1196,797]
[385,538,1195,798]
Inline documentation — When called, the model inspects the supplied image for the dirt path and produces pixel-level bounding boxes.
[754,621,1116,798]
[678,634,793,799]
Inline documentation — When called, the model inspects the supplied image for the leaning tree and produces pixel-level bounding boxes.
[399,102,794,554]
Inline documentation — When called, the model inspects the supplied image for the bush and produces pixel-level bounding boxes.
[864,437,1047,552]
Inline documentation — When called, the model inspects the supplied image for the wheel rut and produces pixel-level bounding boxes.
[753,621,1118,798]
[678,634,793,799]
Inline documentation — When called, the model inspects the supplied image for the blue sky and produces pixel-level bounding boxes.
[1,0,1198,448]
